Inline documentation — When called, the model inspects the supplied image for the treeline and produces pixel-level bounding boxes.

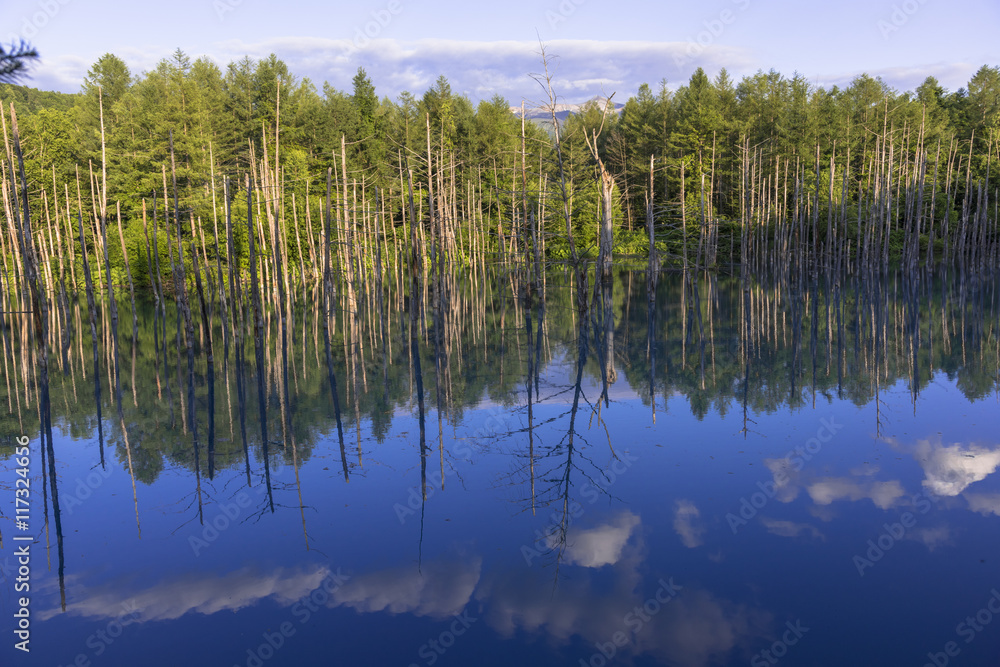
[2,49,1000,294]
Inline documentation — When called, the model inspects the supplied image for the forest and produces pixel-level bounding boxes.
[2,51,999,598]
[1,49,999,299]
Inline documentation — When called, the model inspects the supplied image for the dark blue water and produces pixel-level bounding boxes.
[2,269,1000,667]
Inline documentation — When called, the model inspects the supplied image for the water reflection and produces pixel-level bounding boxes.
[38,532,774,667]
[8,270,999,479]
[38,565,330,623]
[3,266,1000,666]
[910,438,1000,497]
[478,531,771,667]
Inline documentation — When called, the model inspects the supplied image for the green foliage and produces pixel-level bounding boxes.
[0,82,75,112]
[3,53,1000,286]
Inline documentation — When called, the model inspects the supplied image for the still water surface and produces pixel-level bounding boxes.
[2,268,1000,667]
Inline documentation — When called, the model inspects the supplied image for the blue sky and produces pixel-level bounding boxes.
[2,0,997,104]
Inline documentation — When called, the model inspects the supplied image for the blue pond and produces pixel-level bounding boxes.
[2,268,1000,667]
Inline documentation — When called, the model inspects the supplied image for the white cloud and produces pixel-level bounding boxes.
[27,37,982,108]
[25,53,90,93]
[28,38,754,102]
[814,62,983,95]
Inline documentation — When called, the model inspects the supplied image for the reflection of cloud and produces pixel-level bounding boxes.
[547,511,640,567]
[674,500,705,548]
[808,504,838,522]
[760,518,824,541]
[914,439,1000,497]
[906,525,952,551]
[39,565,329,622]
[764,457,908,511]
[635,589,770,667]
[965,493,1000,516]
[807,477,905,509]
[37,533,770,667]
[478,549,770,667]
[765,448,929,513]
[329,558,481,619]
[43,558,482,625]
[763,459,802,503]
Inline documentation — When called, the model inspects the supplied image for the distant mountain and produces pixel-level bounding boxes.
[510,96,624,130]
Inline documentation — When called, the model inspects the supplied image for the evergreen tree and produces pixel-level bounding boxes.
[0,40,38,83]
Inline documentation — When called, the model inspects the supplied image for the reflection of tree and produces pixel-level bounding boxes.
[619,270,1000,418]
[524,294,542,515]
[3,268,999,489]
[497,276,621,580]
[647,264,659,423]
[247,183,274,514]
[411,245,429,567]
[543,296,598,574]
[595,279,617,404]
